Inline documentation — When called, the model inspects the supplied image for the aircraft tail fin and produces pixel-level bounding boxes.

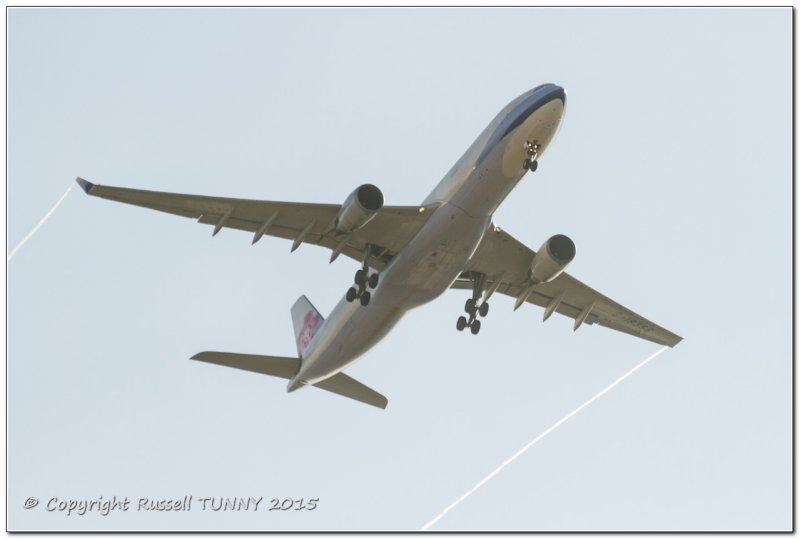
[290,295,324,358]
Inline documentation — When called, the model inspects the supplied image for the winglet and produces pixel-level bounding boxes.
[75,177,95,194]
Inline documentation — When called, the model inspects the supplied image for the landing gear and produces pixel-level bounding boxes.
[523,140,540,172]
[346,287,357,303]
[355,269,366,286]
[457,272,490,335]
[360,290,371,307]
[346,248,379,306]
[457,316,468,331]
[470,319,481,335]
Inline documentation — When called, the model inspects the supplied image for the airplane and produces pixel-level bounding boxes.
[76,83,681,410]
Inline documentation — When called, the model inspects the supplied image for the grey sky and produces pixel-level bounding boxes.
[8,7,791,531]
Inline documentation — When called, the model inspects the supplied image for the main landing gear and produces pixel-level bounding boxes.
[523,140,540,172]
[346,253,379,307]
[457,273,489,335]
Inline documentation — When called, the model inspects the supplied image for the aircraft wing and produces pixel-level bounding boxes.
[454,225,683,347]
[75,178,430,269]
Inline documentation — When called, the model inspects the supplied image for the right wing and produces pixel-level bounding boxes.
[76,178,431,270]
[455,225,683,347]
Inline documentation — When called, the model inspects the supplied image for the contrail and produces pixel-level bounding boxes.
[8,183,75,262]
[420,346,669,531]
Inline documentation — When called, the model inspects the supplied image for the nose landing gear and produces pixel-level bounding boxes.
[456,273,490,335]
[523,140,540,172]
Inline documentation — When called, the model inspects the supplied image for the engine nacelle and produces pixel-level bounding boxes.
[334,184,384,235]
[529,234,576,283]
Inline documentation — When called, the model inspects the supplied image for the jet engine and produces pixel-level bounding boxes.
[529,234,576,283]
[334,184,384,235]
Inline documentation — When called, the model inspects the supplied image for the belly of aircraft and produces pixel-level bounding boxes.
[299,203,489,384]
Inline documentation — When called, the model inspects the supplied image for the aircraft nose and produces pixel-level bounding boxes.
[533,83,566,103]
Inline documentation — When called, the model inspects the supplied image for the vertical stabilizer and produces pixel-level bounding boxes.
[291,295,325,358]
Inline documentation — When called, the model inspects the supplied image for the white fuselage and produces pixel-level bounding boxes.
[289,84,566,389]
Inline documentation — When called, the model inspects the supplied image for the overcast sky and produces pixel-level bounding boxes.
[8,7,791,531]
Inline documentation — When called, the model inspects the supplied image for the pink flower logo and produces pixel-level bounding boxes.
[298,310,322,354]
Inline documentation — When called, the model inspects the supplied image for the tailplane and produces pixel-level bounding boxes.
[192,295,386,409]
[192,351,299,379]
[290,295,324,358]
[191,351,387,409]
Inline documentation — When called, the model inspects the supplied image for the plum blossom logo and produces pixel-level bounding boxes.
[298,310,322,354]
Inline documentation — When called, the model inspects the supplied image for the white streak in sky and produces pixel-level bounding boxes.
[8,183,75,262]
[420,346,669,531]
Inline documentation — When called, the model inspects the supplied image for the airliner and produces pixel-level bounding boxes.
[76,84,681,409]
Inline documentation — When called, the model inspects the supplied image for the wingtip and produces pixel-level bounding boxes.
[75,177,95,194]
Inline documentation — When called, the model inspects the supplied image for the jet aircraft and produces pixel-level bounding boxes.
[76,84,681,409]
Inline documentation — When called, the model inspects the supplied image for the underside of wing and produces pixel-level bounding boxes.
[76,178,430,270]
[455,224,682,347]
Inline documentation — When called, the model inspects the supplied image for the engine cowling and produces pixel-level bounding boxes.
[334,184,384,234]
[529,234,576,283]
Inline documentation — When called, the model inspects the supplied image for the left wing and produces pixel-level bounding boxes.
[454,224,683,347]
[76,178,430,270]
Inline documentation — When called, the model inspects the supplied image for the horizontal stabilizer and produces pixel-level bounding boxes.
[191,351,387,409]
[314,372,388,409]
[191,351,300,379]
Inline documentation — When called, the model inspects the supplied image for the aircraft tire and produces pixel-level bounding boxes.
[470,320,481,335]
[465,298,476,314]
[457,316,467,331]
[355,269,366,286]
[368,273,379,288]
[346,287,357,302]
[479,302,489,317]
[360,290,371,307]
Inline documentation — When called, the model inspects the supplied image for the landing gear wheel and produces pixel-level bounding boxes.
[479,302,489,317]
[360,290,371,307]
[523,157,531,170]
[465,298,477,314]
[368,273,379,288]
[529,160,538,172]
[457,316,467,331]
[355,269,366,286]
[470,319,481,335]
[346,287,357,302]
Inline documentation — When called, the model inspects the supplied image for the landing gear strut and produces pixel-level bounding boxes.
[456,272,490,335]
[523,140,540,172]
[346,247,379,307]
